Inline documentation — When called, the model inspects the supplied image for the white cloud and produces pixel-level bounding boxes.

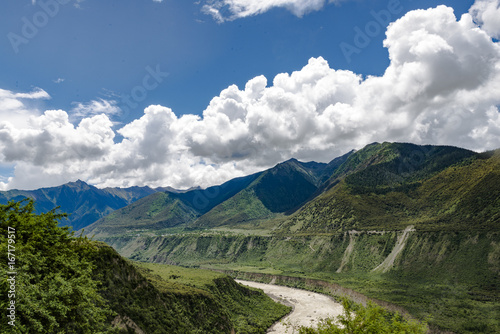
[1,4,500,190]
[469,0,500,39]
[70,98,121,120]
[0,109,115,190]
[202,0,339,22]
[0,88,50,128]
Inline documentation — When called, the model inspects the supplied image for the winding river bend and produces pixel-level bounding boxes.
[236,280,344,333]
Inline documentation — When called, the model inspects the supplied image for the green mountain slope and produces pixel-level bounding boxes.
[317,149,354,185]
[277,142,490,233]
[84,192,200,238]
[0,180,157,230]
[90,244,290,334]
[191,158,328,228]
[84,172,262,237]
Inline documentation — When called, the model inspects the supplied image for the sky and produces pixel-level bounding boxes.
[0,0,499,190]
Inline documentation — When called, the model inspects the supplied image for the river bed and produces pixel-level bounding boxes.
[236,280,344,333]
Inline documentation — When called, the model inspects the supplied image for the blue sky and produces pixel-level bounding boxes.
[1,0,474,120]
[0,0,499,190]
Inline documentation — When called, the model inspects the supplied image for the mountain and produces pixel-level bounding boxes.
[83,172,263,237]
[84,157,336,236]
[191,158,330,228]
[278,142,490,233]
[87,142,488,236]
[88,142,500,333]
[0,180,159,230]
[91,141,497,238]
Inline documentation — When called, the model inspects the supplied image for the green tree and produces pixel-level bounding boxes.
[296,298,428,334]
[0,199,113,333]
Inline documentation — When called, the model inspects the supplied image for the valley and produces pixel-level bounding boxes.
[3,142,499,333]
[86,142,499,333]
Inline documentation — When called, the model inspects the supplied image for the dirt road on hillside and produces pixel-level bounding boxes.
[236,280,344,333]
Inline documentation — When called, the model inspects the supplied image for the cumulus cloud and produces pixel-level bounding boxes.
[469,0,500,39]
[202,0,339,22]
[1,4,500,190]
[0,88,50,129]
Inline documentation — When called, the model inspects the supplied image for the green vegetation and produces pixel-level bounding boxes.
[294,298,427,334]
[89,243,236,334]
[0,199,112,333]
[0,199,291,333]
[84,192,200,238]
[135,263,291,333]
[332,273,500,333]
[193,188,276,228]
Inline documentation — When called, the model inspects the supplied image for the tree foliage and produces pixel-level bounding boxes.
[0,199,113,333]
[296,298,428,334]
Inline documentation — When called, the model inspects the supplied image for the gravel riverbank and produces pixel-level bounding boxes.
[236,279,343,333]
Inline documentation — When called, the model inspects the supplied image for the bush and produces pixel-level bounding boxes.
[296,298,428,334]
[0,199,114,333]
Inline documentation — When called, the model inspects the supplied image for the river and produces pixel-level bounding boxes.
[236,280,344,333]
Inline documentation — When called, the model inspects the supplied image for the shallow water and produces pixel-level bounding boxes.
[236,280,343,333]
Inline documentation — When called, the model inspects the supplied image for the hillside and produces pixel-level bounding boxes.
[90,244,290,333]
[84,158,336,236]
[277,143,497,233]
[191,158,329,228]
[0,199,290,333]
[0,180,158,230]
[84,172,263,237]
[83,192,200,238]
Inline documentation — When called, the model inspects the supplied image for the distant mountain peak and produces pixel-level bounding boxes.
[65,179,93,190]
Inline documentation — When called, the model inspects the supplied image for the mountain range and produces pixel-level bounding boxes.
[84,142,499,237]
[80,141,499,333]
[0,180,161,230]
[3,142,497,237]
[3,141,499,332]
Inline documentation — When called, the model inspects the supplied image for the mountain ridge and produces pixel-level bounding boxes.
[0,181,161,230]
[84,142,497,238]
